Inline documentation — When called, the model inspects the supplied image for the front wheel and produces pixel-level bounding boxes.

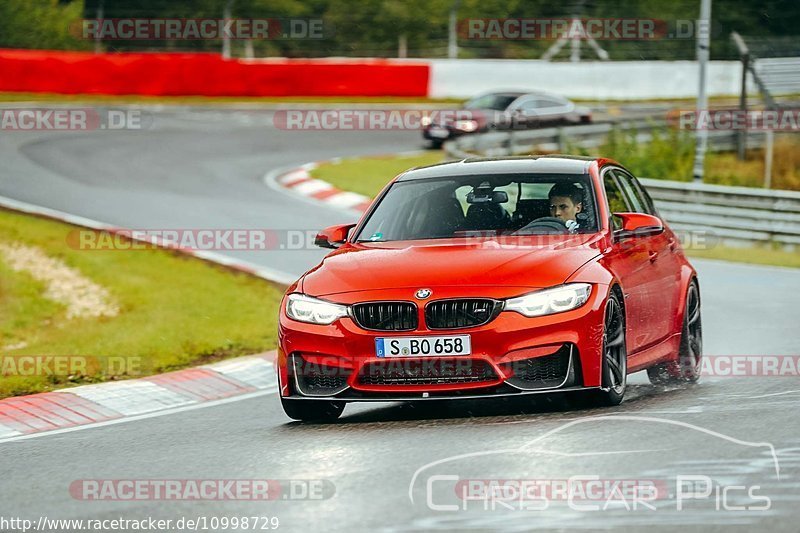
[281,397,345,422]
[428,139,444,150]
[648,281,702,384]
[586,291,627,407]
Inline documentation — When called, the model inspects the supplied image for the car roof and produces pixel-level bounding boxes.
[476,90,566,99]
[395,155,595,182]
[473,91,527,98]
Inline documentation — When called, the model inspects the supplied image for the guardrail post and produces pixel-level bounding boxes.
[692,0,712,182]
[557,127,566,153]
[764,130,774,189]
[222,0,234,59]
[731,32,750,161]
[738,53,749,160]
[93,0,105,54]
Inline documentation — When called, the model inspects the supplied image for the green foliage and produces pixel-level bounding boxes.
[0,0,798,58]
[599,125,695,181]
[311,151,444,197]
[568,125,800,190]
[0,0,90,50]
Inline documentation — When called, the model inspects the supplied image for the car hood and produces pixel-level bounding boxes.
[301,235,603,297]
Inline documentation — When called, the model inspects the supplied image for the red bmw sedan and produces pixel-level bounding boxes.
[277,156,702,421]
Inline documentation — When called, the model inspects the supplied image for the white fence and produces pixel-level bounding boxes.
[428,59,751,99]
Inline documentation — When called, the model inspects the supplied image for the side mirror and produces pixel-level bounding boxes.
[613,213,664,240]
[314,223,356,249]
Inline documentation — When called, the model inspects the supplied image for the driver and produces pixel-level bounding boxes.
[548,183,583,233]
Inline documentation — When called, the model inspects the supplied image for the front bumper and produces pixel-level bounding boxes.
[277,285,608,401]
[422,125,468,142]
[277,385,601,402]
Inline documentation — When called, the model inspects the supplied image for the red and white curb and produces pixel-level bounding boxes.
[269,162,373,214]
[0,193,293,442]
[0,353,277,442]
[0,151,403,440]
[265,151,437,214]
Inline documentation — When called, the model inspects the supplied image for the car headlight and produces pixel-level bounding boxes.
[453,119,478,132]
[285,293,349,325]
[504,283,592,317]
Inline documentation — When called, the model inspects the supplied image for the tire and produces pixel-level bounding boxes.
[586,290,627,407]
[281,397,345,422]
[428,140,444,150]
[647,281,702,384]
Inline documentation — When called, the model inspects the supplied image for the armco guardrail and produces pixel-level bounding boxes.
[640,179,800,249]
[445,120,765,159]
[443,126,796,250]
[446,120,657,157]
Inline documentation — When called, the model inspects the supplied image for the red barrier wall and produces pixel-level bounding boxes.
[0,49,430,97]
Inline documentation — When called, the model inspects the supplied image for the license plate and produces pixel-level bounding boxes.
[428,127,450,139]
[376,335,471,357]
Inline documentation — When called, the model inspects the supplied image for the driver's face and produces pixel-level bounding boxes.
[549,196,582,222]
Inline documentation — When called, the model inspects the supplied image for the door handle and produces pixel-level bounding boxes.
[668,238,677,252]
[648,251,658,262]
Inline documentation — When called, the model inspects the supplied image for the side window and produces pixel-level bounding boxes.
[631,176,658,216]
[536,98,567,110]
[612,169,652,214]
[602,170,628,229]
[515,99,538,112]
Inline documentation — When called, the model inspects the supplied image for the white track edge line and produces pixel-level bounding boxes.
[0,194,297,285]
[0,388,278,445]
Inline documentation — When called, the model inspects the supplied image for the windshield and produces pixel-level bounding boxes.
[355,173,598,243]
[464,94,518,111]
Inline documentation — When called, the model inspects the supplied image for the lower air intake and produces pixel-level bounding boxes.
[292,355,350,396]
[357,358,496,387]
[505,345,573,390]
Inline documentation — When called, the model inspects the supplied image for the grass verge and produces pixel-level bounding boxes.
[311,151,446,198]
[309,152,800,269]
[0,208,283,398]
[681,245,800,269]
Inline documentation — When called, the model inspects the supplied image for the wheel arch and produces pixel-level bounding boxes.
[609,282,625,322]
[567,260,625,327]
[674,264,700,333]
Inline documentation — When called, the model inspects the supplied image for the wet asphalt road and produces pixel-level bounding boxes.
[0,106,799,532]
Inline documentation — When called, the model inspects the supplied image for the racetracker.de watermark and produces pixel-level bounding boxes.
[459,18,711,41]
[668,109,800,131]
[0,109,149,131]
[0,355,142,377]
[76,18,329,40]
[67,228,728,252]
[67,228,726,253]
[274,109,481,131]
[699,355,800,377]
[67,229,321,251]
[455,477,667,510]
[69,479,334,501]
